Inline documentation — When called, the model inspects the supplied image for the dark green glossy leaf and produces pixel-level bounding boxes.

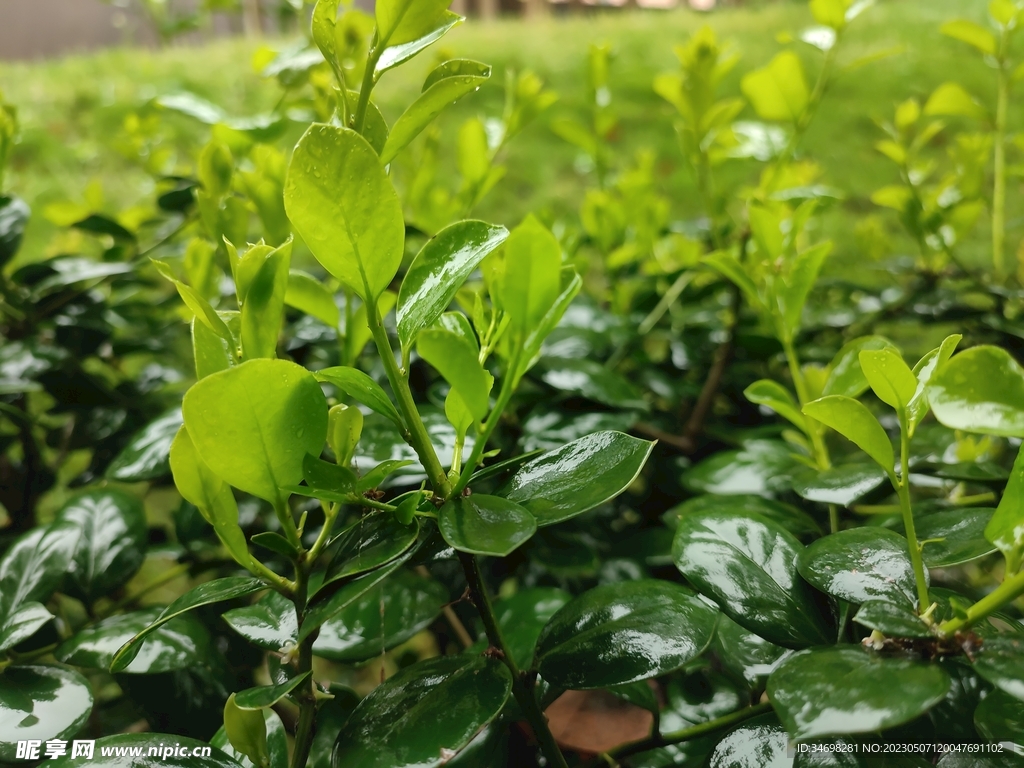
[284,124,403,300]
[439,494,537,557]
[111,577,264,672]
[673,511,833,648]
[707,713,789,768]
[183,358,329,505]
[106,408,183,481]
[914,508,996,567]
[397,220,507,349]
[235,671,312,709]
[0,666,94,761]
[56,607,212,673]
[319,513,419,591]
[315,570,447,662]
[51,734,244,768]
[540,357,649,411]
[491,587,571,670]
[0,522,80,636]
[535,580,718,689]
[972,635,1024,702]
[0,195,30,267]
[499,431,654,526]
[0,602,53,652]
[309,686,360,768]
[664,494,821,538]
[929,346,1024,438]
[56,489,147,602]
[681,440,802,495]
[853,600,933,638]
[768,647,950,739]
[332,654,512,768]
[283,453,358,502]
[711,615,789,688]
[316,367,404,428]
[974,689,1024,745]
[791,463,887,506]
[302,555,412,641]
[355,459,415,492]
[251,532,300,560]
[222,590,297,651]
[798,527,921,606]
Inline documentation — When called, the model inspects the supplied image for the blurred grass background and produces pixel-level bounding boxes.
[0,0,995,267]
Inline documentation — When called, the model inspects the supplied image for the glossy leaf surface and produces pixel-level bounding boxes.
[804,395,894,472]
[928,346,1024,437]
[853,600,933,639]
[673,511,832,648]
[320,513,419,589]
[491,587,571,669]
[105,408,183,481]
[182,358,328,505]
[50,735,244,768]
[681,440,802,495]
[316,366,404,428]
[0,666,94,761]
[799,527,921,606]
[439,494,537,557]
[914,508,996,567]
[234,672,312,710]
[791,462,887,506]
[222,590,297,651]
[397,220,507,349]
[332,654,512,768]
[664,494,821,538]
[499,431,654,526]
[284,124,403,300]
[768,647,950,739]
[972,635,1024,702]
[987,445,1024,571]
[535,580,719,689]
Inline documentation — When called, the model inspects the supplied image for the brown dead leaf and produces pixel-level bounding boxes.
[544,689,654,754]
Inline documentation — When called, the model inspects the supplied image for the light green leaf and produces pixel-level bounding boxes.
[241,238,292,360]
[940,19,998,55]
[315,366,404,428]
[924,82,987,120]
[744,379,807,431]
[803,395,894,471]
[503,215,563,342]
[907,333,961,436]
[284,124,404,300]
[417,328,492,422]
[153,258,233,343]
[822,335,895,398]
[375,12,462,75]
[311,0,340,67]
[740,51,809,123]
[398,220,508,350]
[381,60,491,164]
[522,266,583,368]
[285,270,340,328]
[810,0,848,29]
[224,693,269,768]
[704,250,763,311]
[986,445,1024,572]
[170,426,252,569]
[193,316,234,379]
[928,345,1024,437]
[778,241,831,339]
[377,0,452,47]
[182,358,329,505]
[234,672,312,710]
[859,347,918,412]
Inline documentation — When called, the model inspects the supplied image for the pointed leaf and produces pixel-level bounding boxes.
[110,577,264,672]
[925,82,987,120]
[234,672,313,710]
[859,347,918,412]
[375,12,462,75]
[915,507,996,567]
[907,333,961,436]
[0,603,52,653]
[105,408,184,481]
[319,513,420,591]
[972,635,1024,702]
[284,125,404,300]
[223,590,298,651]
[302,554,413,640]
[241,238,292,360]
[418,328,492,421]
[182,358,329,505]
[941,19,998,55]
[987,445,1024,571]
[499,431,654,526]
[316,366,404,428]
[778,241,831,338]
[803,395,894,472]
[285,270,340,328]
[740,51,809,123]
[0,522,80,631]
[822,335,895,398]
[853,600,934,639]
[503,215,563,340]
[381,60,491,164]
[397,220,508,349]
[744,379,807,431]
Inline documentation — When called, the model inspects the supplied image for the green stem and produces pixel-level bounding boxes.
[450,348,522,497]
[993,43,1009,279]
[897,425,930,612]
[458,552,569,768]
[290,567,318,768]
[306,503,339,565]
[274,497,301,548]
[365,301,452,498]
[351,40,382,135]
[604,703,773,762]
[938,566,1024,636]
[782,337,831,470]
